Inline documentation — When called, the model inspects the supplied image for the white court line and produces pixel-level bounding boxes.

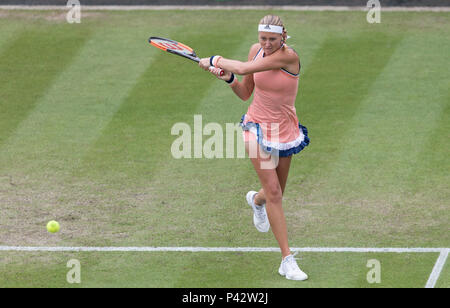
[0,5,449,12]
[425,248,449,288]
[0,246,446,253]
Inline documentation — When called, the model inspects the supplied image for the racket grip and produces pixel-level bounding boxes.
[209,66,224,76]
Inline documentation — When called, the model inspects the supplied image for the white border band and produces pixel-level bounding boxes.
[0,5,449,12]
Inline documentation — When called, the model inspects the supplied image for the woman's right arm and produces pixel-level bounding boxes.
[214,44,260,101]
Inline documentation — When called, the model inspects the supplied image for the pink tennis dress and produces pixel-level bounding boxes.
[240,47,310,157]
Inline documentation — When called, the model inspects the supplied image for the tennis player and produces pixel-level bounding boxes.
[199,15,310,281]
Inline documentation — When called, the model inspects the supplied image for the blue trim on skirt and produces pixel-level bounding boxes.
[239,114,310,157]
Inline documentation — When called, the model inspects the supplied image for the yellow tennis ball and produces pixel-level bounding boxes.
[46,220,60,233]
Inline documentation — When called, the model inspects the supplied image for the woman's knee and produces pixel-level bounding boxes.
[264,185,283,203]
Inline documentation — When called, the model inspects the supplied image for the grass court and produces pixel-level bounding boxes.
[0,8,448,288]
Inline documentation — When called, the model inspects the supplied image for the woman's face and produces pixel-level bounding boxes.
[258,32,283,55]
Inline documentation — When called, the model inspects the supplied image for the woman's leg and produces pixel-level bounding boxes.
[254,155,292,205]
[246,141,292,258]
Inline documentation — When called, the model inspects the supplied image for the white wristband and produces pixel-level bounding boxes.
[210,55,222,68]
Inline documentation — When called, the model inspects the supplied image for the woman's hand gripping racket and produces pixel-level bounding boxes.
[149,37,224,76]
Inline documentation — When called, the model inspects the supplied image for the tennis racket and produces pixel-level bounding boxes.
[149,37,224,76]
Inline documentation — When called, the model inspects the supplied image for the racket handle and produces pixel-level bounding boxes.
[208,66,224,76]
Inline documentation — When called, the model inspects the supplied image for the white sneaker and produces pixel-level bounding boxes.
[246,191,270,233]
[278,253,308,281]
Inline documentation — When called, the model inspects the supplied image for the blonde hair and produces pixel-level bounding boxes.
[259,15,288,43]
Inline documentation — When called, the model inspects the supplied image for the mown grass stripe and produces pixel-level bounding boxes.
[406,90,450,198]
[0,27,157,177]
[0,247,441,288]
[311,33,449,199]
[0,14,182,248]
[296,32,403,179]
[56,14,259,247]
[0,26,91,147]
[76,16,255,184]
[295,33,449,248]
[0,21,23,54]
